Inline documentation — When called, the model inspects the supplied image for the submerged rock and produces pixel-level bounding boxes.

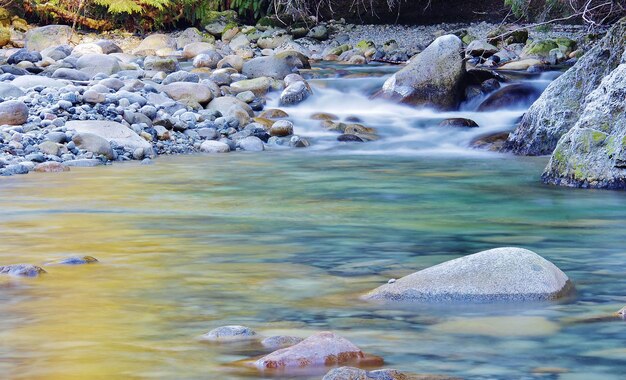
[254,331,373,369]
[376,35,464,110]
[323,366,461,380]
[439,118,478,128]
[618,306,626,318]
[261,336,303,349]
[0,264,46,277]
[200,325,257,342]
[363,247,572,302]
[503,19,626,155]
[477,83,542,112]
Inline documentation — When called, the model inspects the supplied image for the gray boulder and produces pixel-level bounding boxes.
[542,56,626,189]
[280,81,311,105]
[0,83,25,98]
[238,136,265,151]
[76,54,121,77]
[503,19,626,155]
[376,35,465,110]
[52,68,91,81]
[242,56,296,80]
[363,247,572,302]
[25,25,74,51]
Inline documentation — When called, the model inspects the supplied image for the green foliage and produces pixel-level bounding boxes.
[93,0,171,14]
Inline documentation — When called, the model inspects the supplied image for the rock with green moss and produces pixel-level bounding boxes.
[328,44,351,56]
[555,37,577,55]
[503,19,626,156]
[542,56,626,190]
[204,11,239,37]
[356,40,375,52]
[487,25,528,46]
[0,7,9,27]
[25,25,75,52]
[522,39,559,60]
[0,27,10,47]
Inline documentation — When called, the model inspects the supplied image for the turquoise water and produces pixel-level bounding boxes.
[0,64,624,379]
[0,153,624,379]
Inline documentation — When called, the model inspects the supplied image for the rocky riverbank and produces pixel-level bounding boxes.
[0,9,592,177]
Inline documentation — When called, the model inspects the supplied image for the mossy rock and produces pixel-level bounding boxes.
[356,40,375,51]
[523,40,559,58]
[0,27,10,47]
[203,10,238,26]
[487,26,528,45]
[0,7,10,27]
[462,34,476,45]
[555,38,577,55]
[329,44,351,56]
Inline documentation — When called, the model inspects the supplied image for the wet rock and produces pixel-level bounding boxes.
[323,367,461,380]
[363,247,572,302]
[470,132,509,151]
[238,136,265,151]
[477,84,542,112]
[280,81,311,106]
[377,35,464,110]
[201,325,256,341]
[261,336,304,349]
[0,264,46,277]
[311,113,338,121]
[64,159,104,167]
[323,366,367,380]
[439,118,478,128]
[269,120,294,137]
[254,332,368,369]
[498,58,542,71]
[338,134,364,142]
[504,20,626,156]
[0,100,28,125]
[618,306,626,318]
[33,162,70,173]
[49,256,99,265]
[259,109,289,119]
[200,140,231,153]
[230,77,272,96]
[207,97,253,117]
[542,57,626,189]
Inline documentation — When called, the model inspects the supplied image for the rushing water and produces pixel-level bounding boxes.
[0,65,625,380]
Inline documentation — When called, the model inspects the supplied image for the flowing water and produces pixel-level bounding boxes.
[0,64,625,380]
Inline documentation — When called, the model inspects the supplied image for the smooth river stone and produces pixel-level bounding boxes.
[431,316,560,337]
[363,247,572,302]
[0,264,46,277]
[254,331,375,369]
[66,120,151,152]
[200,325,257,342]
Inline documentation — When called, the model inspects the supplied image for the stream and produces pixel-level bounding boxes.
[0,64,624,379]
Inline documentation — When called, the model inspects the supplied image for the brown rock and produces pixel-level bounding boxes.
[34,162,70,173]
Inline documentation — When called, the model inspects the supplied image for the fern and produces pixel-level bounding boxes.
[93,0,171,14]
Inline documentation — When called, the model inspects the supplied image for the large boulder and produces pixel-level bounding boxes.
[66,120,152,153]
[132,33,176,55]
[542,56,626,189]
[0,100,28,125]
[254,332,369,369]
[363,247,572,302]
[477,83,542,112]
[376,35,465,110]
[503,19,626,155]
[25,25,74,51]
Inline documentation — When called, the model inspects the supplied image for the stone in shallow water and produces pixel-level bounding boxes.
[363,247,572,302]
[0,264,46,277]
[253,331,376,369]
[49,256,99,265]
[323,367,462,380]
[34,162,69,173]
[200,325,257,342]
[261,335,303,349]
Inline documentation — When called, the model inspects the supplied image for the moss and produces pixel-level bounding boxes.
[574,165,585,180]
[356,40,375,51]
[591,130,607,144]
[524,39,559,57]
[329,44,351,56]
[203,10,238,25]
[555,38,576,54]
[598,122,611,133]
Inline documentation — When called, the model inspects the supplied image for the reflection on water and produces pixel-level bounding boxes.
[0,153,625,379]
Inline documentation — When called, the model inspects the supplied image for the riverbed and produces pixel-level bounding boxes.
[0,64,624,379]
